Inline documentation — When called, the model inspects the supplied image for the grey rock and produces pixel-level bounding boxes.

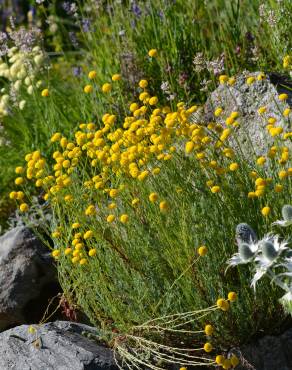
[0,227,59,331]
[0,321,118,370]
[231,327,292,370]
[196,71,291,157]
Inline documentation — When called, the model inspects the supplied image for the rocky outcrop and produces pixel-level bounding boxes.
[192,71,291,157]
[232,327,292,370]
[0,227,59,331]
[0,321,118,370]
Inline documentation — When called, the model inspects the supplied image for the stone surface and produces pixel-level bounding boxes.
[193,71,291,156]
[231,327,292,370]
[0,227,59,331]
[0,321,118,370]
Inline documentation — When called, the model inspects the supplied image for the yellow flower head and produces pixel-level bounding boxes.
[211,185,220,194]
[278,93,288,101]
[15,166,24,174]
[227,291,237,302]
[214,107,223,117]
[229,163,239,171]
[52,249,60,258]
[261,206,271,217]
[216,298,229,311]
[203,342,213,353]
[204,324,214,336]
[246,76,255,85]
[139,79,148,89]
[89,248,97,257]
[219,75,228,84]
[84,230,93,239]
[107,214,115,223]
[120,214,129,224]
[215,355,225,365]
[112,73,121,81]
[102,83,112,93]
[197,245,207,256]
[159,201,168,212]
[19,203,29,212]
[258,106,267,115]
[88,70,97,79]
[84,85,93,94]
[41,88,49,97]
[149,192,158,202]
[148,49,158,58]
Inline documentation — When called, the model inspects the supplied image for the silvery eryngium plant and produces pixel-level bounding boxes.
[227,205,292,315]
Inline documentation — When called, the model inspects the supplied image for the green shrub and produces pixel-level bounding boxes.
[10,67,292,366]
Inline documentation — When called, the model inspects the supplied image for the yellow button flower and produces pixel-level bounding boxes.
[15,166,24,174]
[203,342,213,352]
[88,70,97,79]
[229,163,239,171]
[257,156,266,166]
[159,201,168,212]
[148,49,158,57]
[107,214,115,223]
[88,248,97,257]
[214,107,223,116]
[84,85,93,93]
[112,73,121,81]
[52,249,60,258]
[139,79,148,88]
[246,76,255,84]
[261,206,271,217]
[211,186,220,193]
[19,203,29,212]
[149,192,158,202]
[215,355,225,365]
[219,75,228,84]
[41,88,49,97]
[102,83,112,93]
[278,93,288,101]
[227,291,237,302]
[204,324,214,336]
[84,230,93,239]
[258,106,267,114]
[15,177,24,185]
[64,248,72,256]
[120,214,129,224]
[185,141,194,154]
[197,245,207,256]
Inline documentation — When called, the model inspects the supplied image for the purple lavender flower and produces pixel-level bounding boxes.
[73,66,82,77]
[62,2,71,13]
[131,2,142,17]
[81,18,91,33]
[158,10,164,19]
[69,31,78,48]
[0,32,9,56]
[62,2,77,16]
[9,26,42,53]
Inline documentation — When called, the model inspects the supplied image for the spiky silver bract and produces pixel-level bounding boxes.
[282,205,292,221]
[272,205,292,227]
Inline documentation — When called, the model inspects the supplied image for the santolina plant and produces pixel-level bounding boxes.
[8,55,292,368]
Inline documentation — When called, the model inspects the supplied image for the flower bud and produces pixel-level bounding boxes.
[236,223,257,245]
[282,205,292,221]
[261,241,277,261]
